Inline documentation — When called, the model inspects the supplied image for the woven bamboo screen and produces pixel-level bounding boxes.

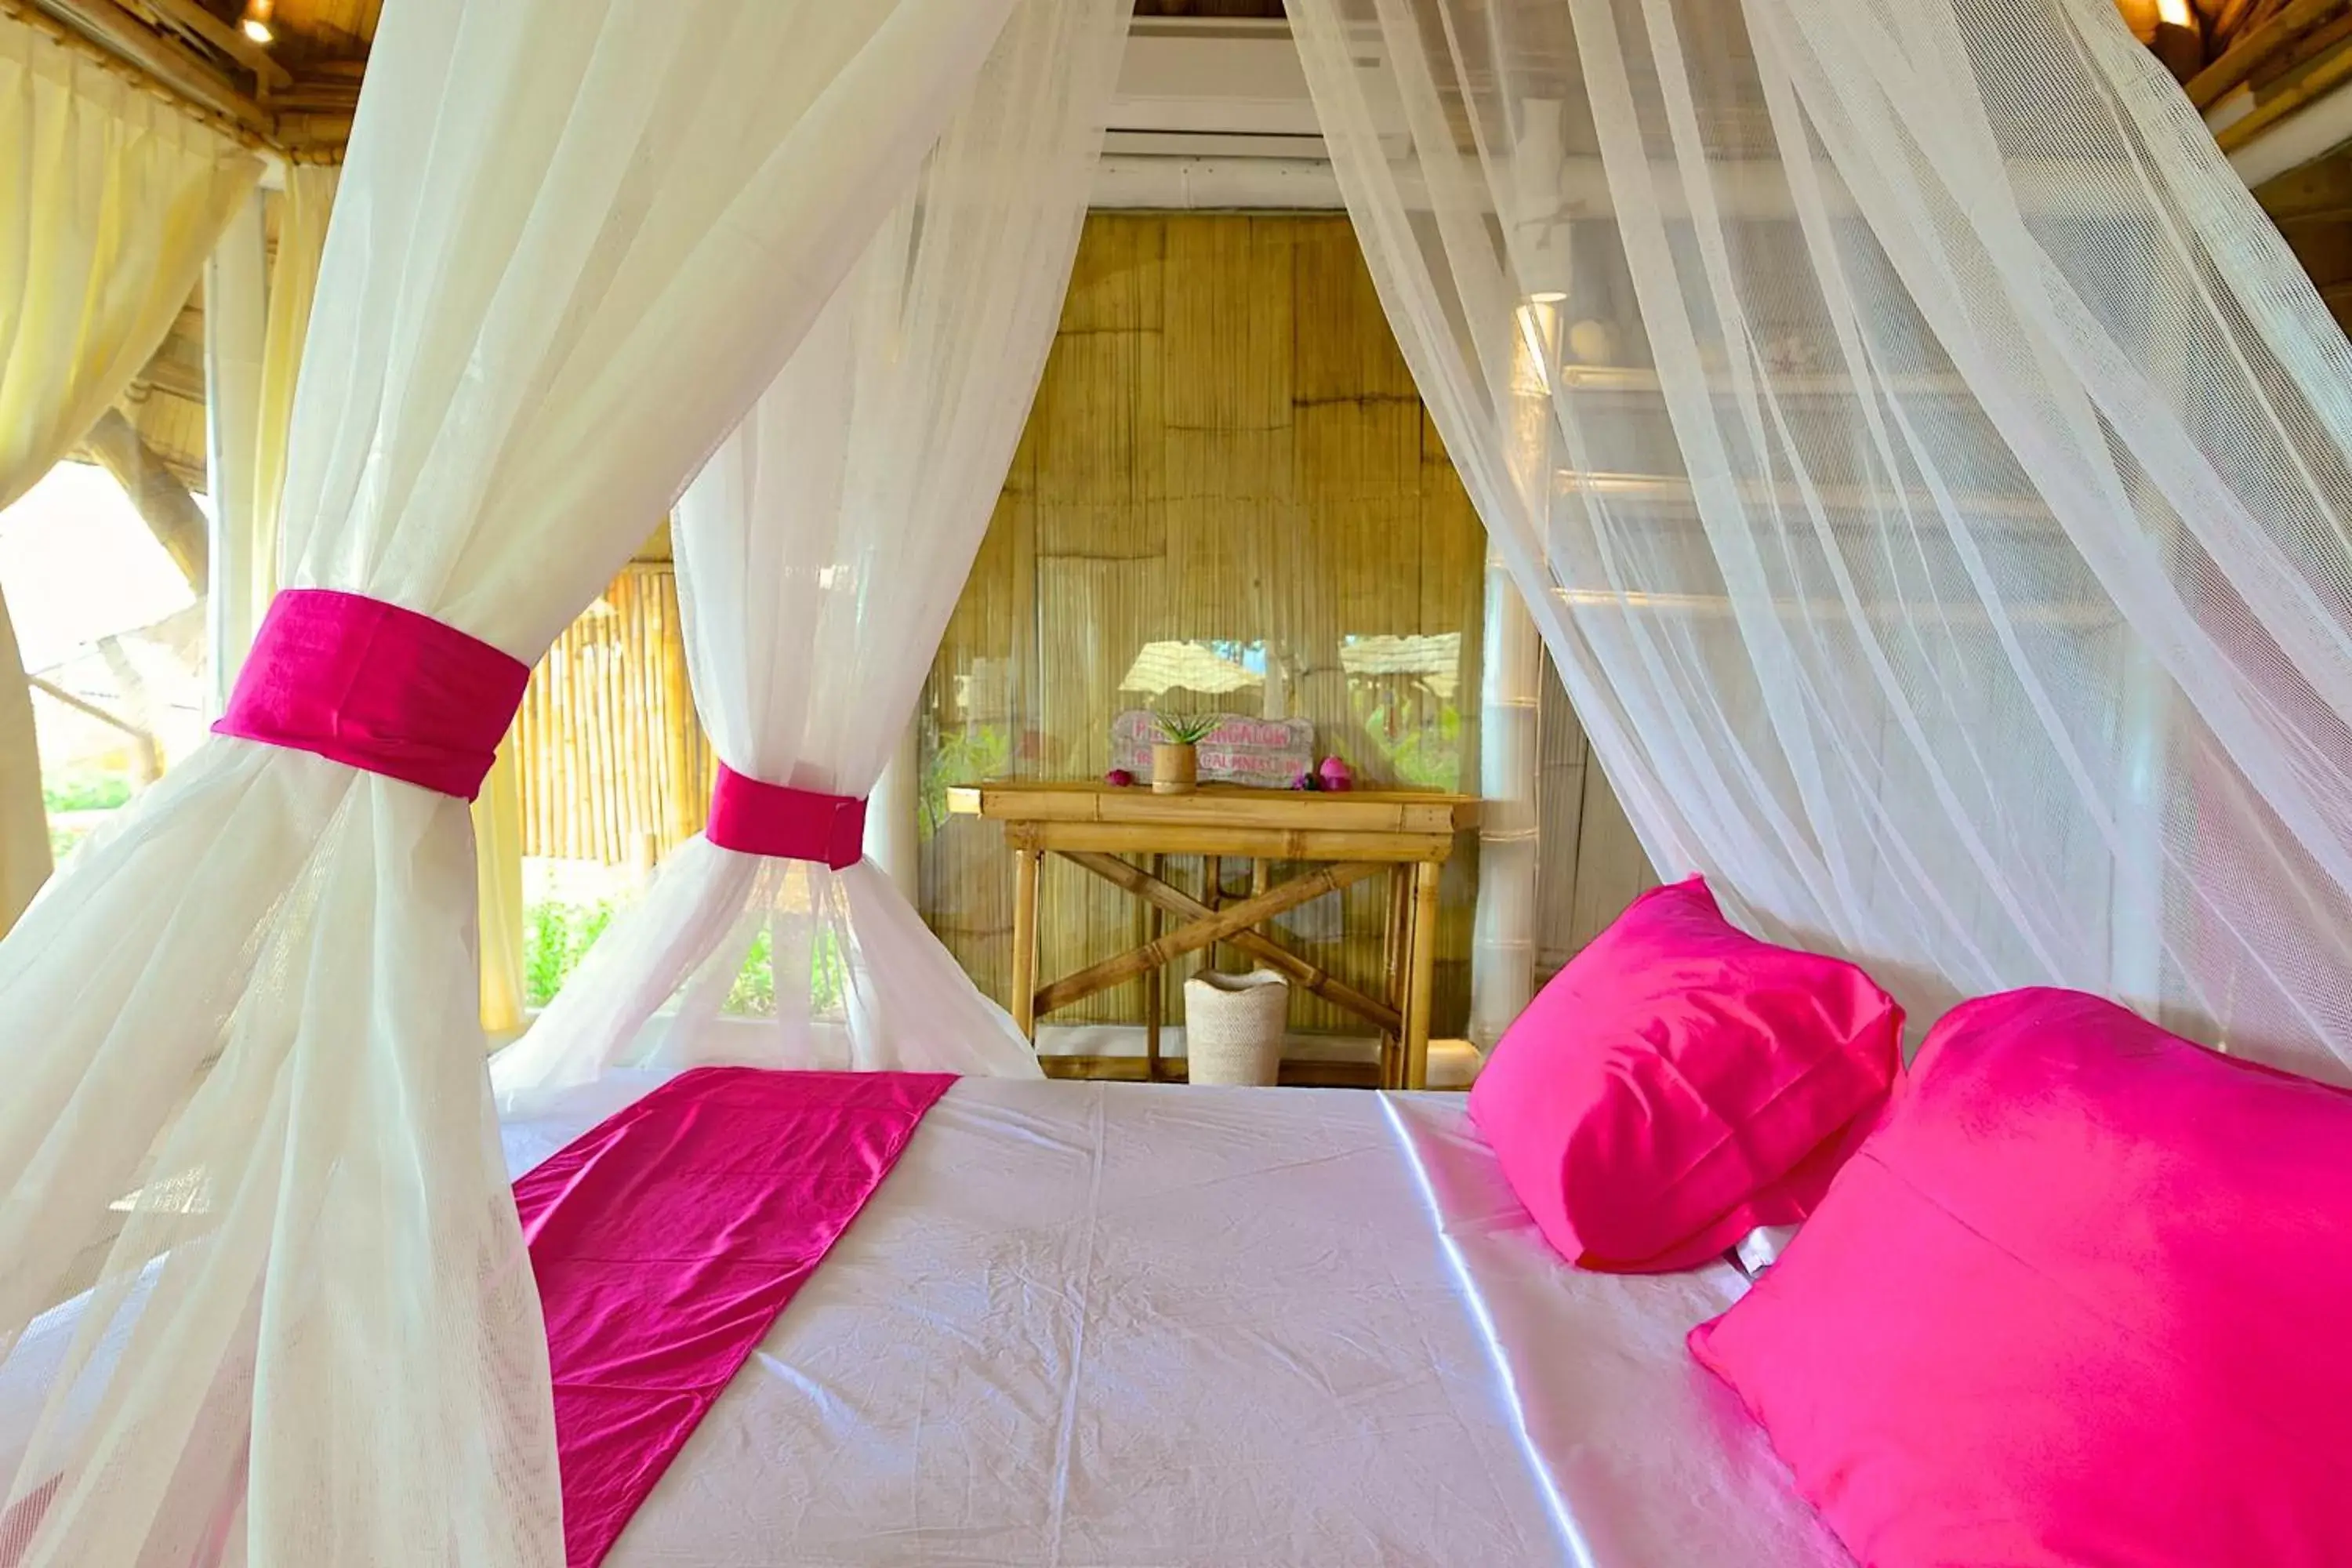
[919,213,1487,1036]
[510,216,1653,1034]
[515,561,713,866]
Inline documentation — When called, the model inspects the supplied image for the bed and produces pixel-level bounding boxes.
[501,1074,1852,1567]
[5,1076,1849,1567]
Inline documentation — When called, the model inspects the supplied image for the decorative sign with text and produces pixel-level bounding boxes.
[1111,712,1316,789]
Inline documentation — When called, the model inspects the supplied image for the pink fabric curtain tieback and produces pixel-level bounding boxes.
[704,764,867,869]
[212,588,530,802]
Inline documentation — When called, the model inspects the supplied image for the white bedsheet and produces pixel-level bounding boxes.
[497,1076,1852,1568]
[2,1077,1844,1566]
[1384,1098,1853,1568]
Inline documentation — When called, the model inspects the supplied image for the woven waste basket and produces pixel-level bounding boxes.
[1183,968,1290,1086]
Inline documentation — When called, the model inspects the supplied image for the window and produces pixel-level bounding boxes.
[1,459,209,863]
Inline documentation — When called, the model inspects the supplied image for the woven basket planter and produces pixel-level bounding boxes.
[1151,741,1199,794]
[1184,969,1290,1086]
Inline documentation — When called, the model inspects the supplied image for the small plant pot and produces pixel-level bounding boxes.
[1151,741,1199,794]
[1184,969,1290,1086]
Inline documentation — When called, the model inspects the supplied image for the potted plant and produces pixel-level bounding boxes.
[1150,713,1217,795]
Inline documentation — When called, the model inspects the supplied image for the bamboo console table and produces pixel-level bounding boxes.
[946,782,1479,1090]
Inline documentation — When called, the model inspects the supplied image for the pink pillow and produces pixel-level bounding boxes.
[1690,988,2352,1568]
[1469,876,1902,1272]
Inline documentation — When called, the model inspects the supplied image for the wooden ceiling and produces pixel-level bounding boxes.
[27,0,376,153]
[263,0,377,59]
[2114,0,2344,84]
[29,1,1290,156]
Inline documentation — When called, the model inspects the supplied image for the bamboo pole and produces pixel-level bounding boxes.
[625,579,653,848]
[1011,845,1043,1040]
[2187,0,2339,107]
[575,644,601,862]
[605,625,629,863]
[591,647,616,862]
[1382,865,1410,1087]
[1471,544,1541,1049]
[530,663,551,855]
[1035,860,1388,1016]
[659,574,700,849]
[1144,851,1165,1078]
[1403,858,1443,1091]
[2216,23,2352,151]
[551,652,576,860]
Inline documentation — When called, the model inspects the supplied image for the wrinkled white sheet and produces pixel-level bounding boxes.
[497,1076,1849,1568]
[1384,1098,1853,1568]
[3,1077,1843,1566]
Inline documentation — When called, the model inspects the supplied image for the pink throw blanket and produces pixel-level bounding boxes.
[515,1067,953,1568]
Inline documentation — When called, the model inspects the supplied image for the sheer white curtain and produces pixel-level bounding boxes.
[0,10,263,934]
[1290,0,2352,1083]
[0,2,1019,1564]
[494,0,1130,1107]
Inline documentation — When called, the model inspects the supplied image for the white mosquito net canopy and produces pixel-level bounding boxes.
[1288,0,2352,1086]
[489,0,1130,1109]
[3,0,2351,1563]
[0,0,1036,1561]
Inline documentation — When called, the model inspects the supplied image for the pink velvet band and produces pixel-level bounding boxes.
[704,764,867,869]
[212,589,528,802]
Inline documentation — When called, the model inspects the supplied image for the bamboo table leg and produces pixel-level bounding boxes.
[1011,844,1043,1042]
[1205,855,1224,970]
[1246,858,1270,972]
[1403,858,1442,1091]
[1145,851,1164,1080]
[1382,865,1410,1088]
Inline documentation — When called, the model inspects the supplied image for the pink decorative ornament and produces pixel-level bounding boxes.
[1317,756,1353,791]
[1105,768,1136,788]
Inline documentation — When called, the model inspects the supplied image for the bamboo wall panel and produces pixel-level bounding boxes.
[1534,646,1661,983]
[919,213,1487,1036]
[515,563,713,866]
[510,217,1653,1032]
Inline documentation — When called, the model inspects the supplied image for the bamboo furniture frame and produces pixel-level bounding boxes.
[946,781,1478,1090]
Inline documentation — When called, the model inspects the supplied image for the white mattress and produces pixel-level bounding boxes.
[497,1076,1853,1568]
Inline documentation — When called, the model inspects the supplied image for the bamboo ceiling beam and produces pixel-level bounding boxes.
[270,59,360,158]
[2215,27,2352,152]
[137,0,290,89]
[2187,0,2344,109]
[131,357,205,404]
[16,0,270,140]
